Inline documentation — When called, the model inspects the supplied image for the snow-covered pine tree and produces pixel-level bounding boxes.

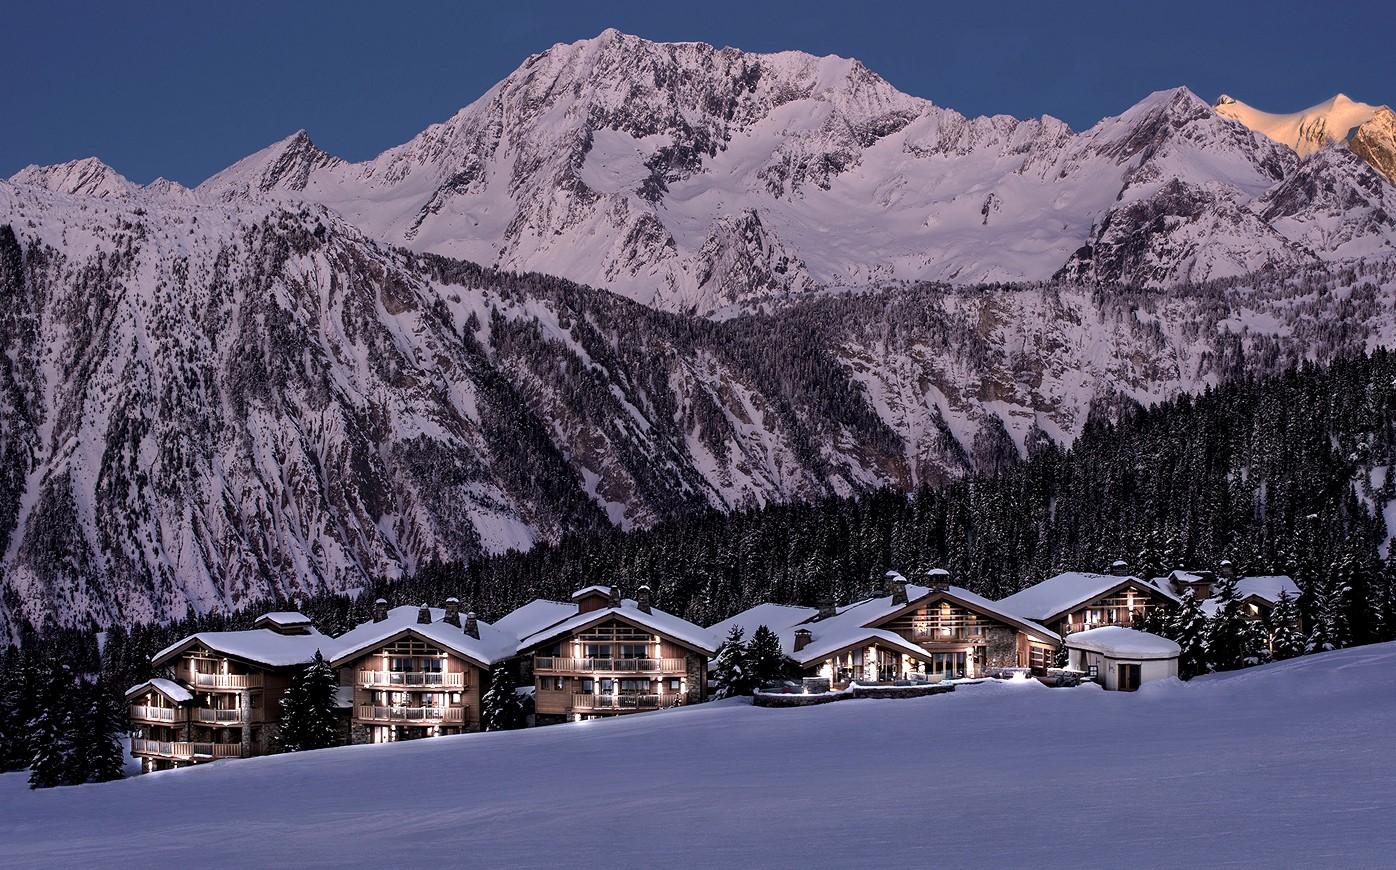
[75,678,125,783]
[481,664,525,731]
[1169,590,1209,680]
[27,665,80,789]
[1206,572,1254,671]
[745,625,790,689]
[1266,590,1305,661]
[0,648,32,772]
[278,651,339,752]
[712,625,750,698]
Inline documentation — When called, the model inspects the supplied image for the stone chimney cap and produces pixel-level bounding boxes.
[446,596,460,603]
[375,598,388,604]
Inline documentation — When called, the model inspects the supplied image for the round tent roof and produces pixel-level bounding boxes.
[1065,626,1180,659]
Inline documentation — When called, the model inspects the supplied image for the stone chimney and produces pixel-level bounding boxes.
[637,584,652,614]
[417,603,432,625]
[794,628,813,652]
[443,597,461,627]
[1110,560,1130,577]
[608,585,621,608]
[885,570,908,606]
[926,568,950,593]
[1219,559,1236,579]
[373,598,388,623]
[817,600,836,620]
[464,612,480,639]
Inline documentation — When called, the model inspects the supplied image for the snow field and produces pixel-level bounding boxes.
[3,642,1395,868]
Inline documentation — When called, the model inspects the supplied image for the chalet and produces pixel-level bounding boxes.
[330,598,518,743]
[1158,562,1301,626]
[1066,626,1180,691]
[128,612,341,772]
[995,565,1179,638]
[517,585,719,724]
[733,569,1060,684]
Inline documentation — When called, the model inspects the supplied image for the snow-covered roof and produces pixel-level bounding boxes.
[153,627,342,669]
[571,585,612,600]
[331,605,518,669]
[125,678,193,703]
[771,584,1058,665]
[995,572,1178,622]
[1066,626,1180,659]
[519,599,720,656]
[491,599,579,640]
[1234,575,1299,605]
[708,603,819,640]
[795,628,939,668]
[253,611,313,627]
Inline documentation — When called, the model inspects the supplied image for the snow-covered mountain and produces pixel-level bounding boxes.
[1215,93,1396,185]
[180,30,1396,311]
[3,31,1396,633]
[2,175,1396,636]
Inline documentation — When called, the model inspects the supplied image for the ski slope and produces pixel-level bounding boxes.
[4,644,1395,868]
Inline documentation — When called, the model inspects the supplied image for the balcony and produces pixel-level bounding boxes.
[195,708,243,724]
[534,657,687,674]
[572,693,664,712]
[129,704,182,723]
[355,705,465,724]
[191,672,262,690]
[357,670,465,688]
[131,738,244,760]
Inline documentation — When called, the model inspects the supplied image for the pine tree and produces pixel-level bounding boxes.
[278,651,339,752]
[1266,590,1305,660]
[481,663,525,731]
[0,648,32,772]
[1206,573,1255,671]
[712,626,752,698]
[28,665,80,789]
[75,678,125,783]
[1169,590,1209,680]
[745,625,790,689]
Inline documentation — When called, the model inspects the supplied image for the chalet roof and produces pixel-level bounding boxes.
[708,603,820,641]
[571,585,612,600]
[253,611,313,627]
[519,599,719,656]
[491,599,579,640]
[995,572,1179,623]
[1066,626,1180,659]
[153,627,342,670]
[1232,575,1299,605]
[125,678,193,703]
[794,628,940,668]
[330,605,517,670]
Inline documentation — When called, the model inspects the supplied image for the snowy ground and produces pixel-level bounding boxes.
[4,645,1396,868]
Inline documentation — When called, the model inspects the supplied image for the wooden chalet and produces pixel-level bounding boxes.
[517,585,718,724]
[128,612,340,772]
[995,564,1180,638]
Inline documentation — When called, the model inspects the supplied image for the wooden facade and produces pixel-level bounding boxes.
[129,646,296,772]
[1045,580,1176,637]
[336,633,486,742]
[529,614,709,723]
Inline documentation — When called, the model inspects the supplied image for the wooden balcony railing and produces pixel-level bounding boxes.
[129,704,181,723]
[571,693,663,711]
[131,738,244,760]
[356,670,465,688]
[192,672,262,689]
[355,705,465,724]
[911,631,987,643]
[195,708,243,724]
[535,657,686,674]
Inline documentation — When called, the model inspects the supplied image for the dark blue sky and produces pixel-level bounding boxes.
[3,1,1392,186]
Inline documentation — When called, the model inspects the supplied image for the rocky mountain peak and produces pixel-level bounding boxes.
[8,157,137,199]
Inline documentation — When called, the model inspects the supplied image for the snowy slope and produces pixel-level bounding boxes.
[174,31,1396,311]
[4,642,1395,868]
